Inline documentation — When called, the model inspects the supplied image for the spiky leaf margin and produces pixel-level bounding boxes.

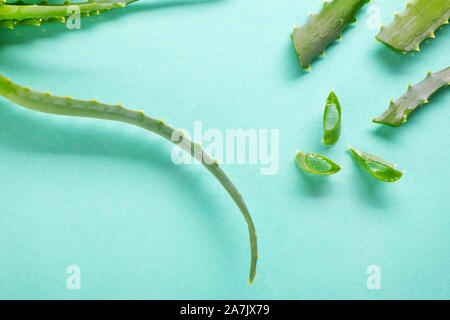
[373,67,450,127]
[291,0,369,70]
[0,0,137,28]
[376,0,450,54]
[0,74,258,284]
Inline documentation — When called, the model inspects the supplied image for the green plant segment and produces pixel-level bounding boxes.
[322,91,341,145]
[376,0,450,54]
[291,0,369,69]
[349,146,403,182]
[373,67,450,127]
[0,0,136,28]
[0,75,258,284]
[296,151,341,175]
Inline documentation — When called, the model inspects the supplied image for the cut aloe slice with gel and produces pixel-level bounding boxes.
[296,151,342,175]
[349,146,404,182]
[322,91,342,146]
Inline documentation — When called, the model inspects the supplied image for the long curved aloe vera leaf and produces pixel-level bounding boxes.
[0,75,258,284]
[376,0,450,54]
[291,0,369,69]
[0,0,137,29]
[373,67,450,127]
[349,146,403,182]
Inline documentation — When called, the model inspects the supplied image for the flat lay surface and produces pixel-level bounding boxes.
[0,0,449,299]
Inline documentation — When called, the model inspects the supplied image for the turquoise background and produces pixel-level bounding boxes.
[0,0,449,299]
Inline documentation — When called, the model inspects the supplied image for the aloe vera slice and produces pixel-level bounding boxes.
[322,91,342,145]
[375,0,450,54]
[296,151,341,175]
[349,146,403,182]
[291,0,369,69]
[373,67,450,127]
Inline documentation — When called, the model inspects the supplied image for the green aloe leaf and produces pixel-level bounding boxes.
[373,67,450,127]
[0,0,137,28]
[349,146,403,182]
[296,151,341,175]
[376,0,450,54]
[322,91,341,146]
[0,74,258,285]
[291,0,369,69]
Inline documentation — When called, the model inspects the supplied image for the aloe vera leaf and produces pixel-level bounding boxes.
[376,0,450,54]
[322,91,341,146]
[296,151,341,175]
[0,75,258,284]
[0,0,137,28]
[348,146,403,182]
[373,67,450,127]
[291,0,369,69]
